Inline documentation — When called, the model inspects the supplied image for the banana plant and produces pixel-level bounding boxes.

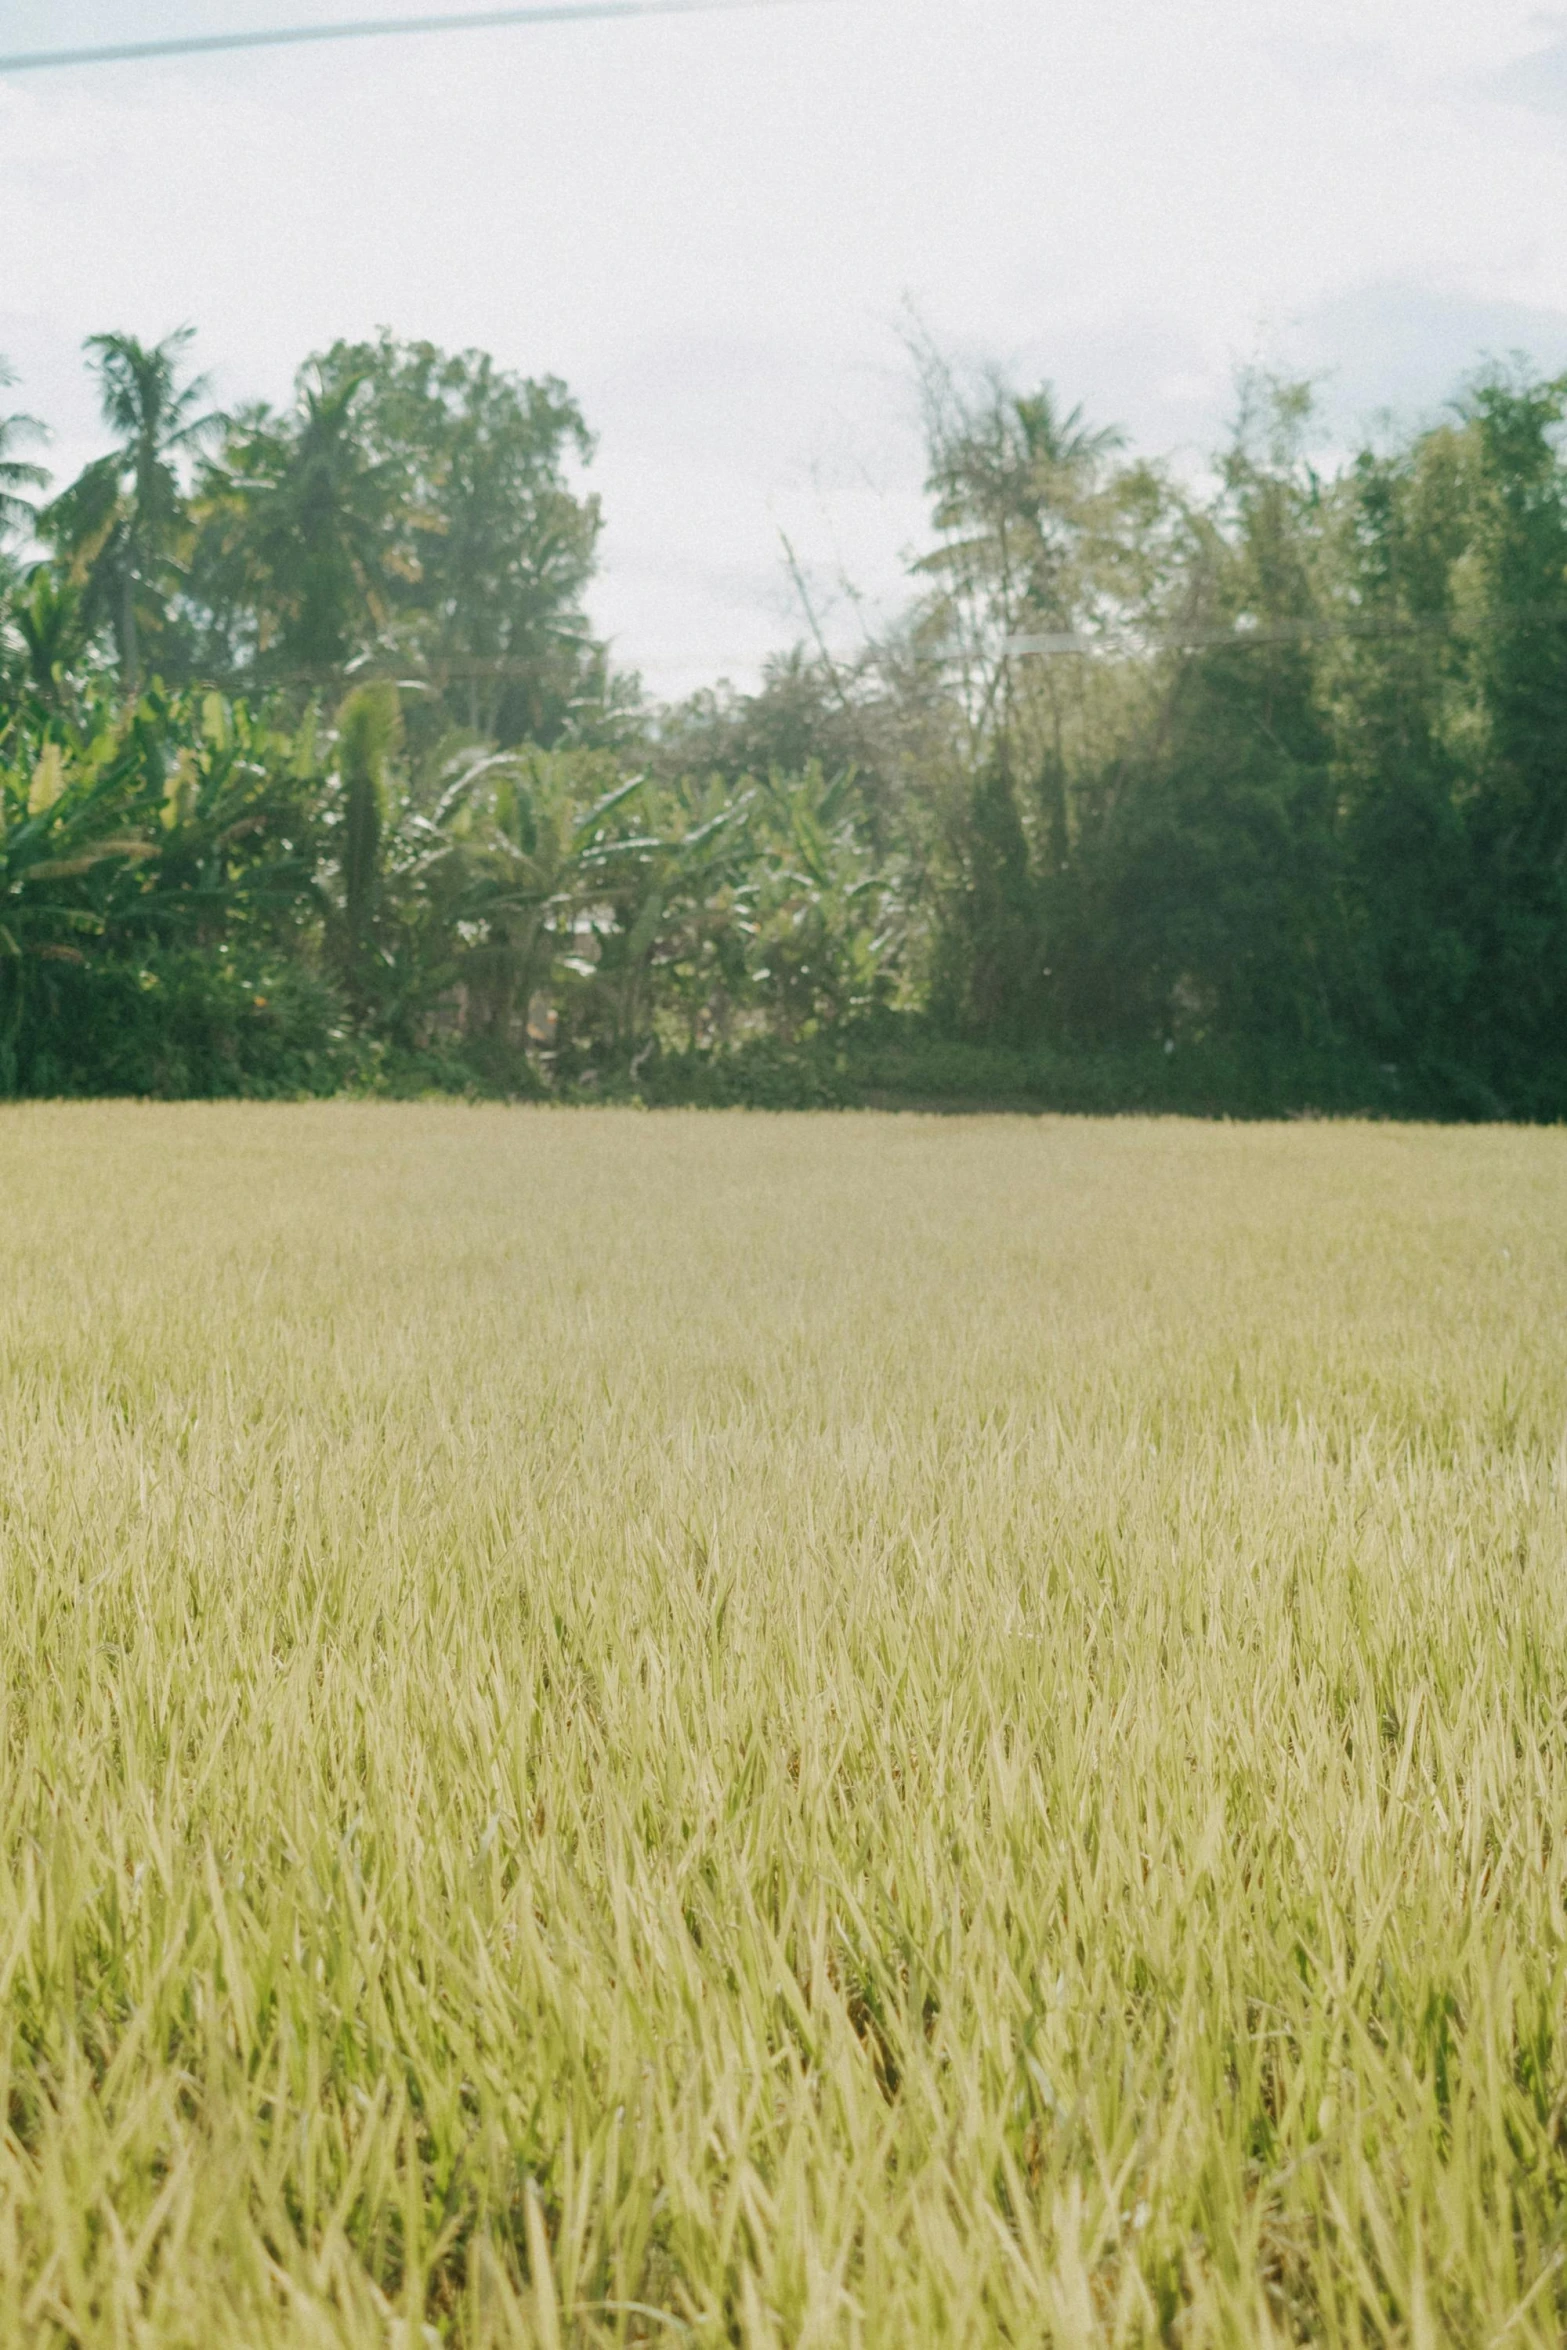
[573,779,758,1047]
[730,765,910,1038]
[138,686,324,942]
[0,720,154,1086]
[370,735,756,1058]
[7,566,93,718]
[379,745,637,1044]
[0,681,326,1088]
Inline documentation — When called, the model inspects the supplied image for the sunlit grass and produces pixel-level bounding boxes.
[0,1104,1564,2345]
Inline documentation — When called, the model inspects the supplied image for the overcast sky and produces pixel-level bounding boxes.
[3,0,1567,697]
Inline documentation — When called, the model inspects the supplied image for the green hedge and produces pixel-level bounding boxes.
[625,1025,1559,1121]
[11,984,1560,1119]
[10,951,352,1101]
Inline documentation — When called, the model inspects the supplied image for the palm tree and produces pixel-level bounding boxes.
[42,328,217,689]
[11,566,88,711]
[0,360,48,565]
[209,366,395,678]
[921,371,1127,638]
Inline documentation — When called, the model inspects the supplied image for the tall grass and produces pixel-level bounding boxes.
[0,1105,1563,2346]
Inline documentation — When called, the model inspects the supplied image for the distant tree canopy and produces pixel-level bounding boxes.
[1,327,1565,1115]
[36,329,604,744]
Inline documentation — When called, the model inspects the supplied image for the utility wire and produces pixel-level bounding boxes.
[1003,604,1567,659]
[142,598,1567,697]
[0,0,800,74]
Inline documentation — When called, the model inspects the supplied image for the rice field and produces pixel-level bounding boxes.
[1,1103,1565,2348]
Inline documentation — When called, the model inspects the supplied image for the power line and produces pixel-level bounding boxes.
[138,598,1567,699]
[1004,603,1567,660]
[0,0,801,74]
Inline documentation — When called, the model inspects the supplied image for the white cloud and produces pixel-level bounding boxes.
[3,0,1565,695]
[1490,36,1567,113]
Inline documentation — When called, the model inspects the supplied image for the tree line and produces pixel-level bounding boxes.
[1,328,1564,1114]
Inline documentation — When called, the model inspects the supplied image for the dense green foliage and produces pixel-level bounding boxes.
[3,331,1566,1113]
